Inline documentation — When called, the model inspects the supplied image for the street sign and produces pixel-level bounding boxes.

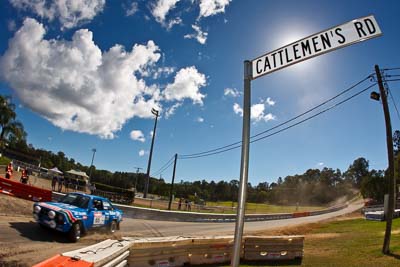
[232,14,383,266]
[252,15,382,79]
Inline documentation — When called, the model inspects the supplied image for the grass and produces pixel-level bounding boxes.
[300,218,400,266]
[208,216,400,266]
[205,201,325,214]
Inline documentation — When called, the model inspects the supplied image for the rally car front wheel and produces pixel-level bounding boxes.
[69,222,81,242]
[109,220,117,233]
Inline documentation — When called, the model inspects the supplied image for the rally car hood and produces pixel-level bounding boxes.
[37,202,87,213]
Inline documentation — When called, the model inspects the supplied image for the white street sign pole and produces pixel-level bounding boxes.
[231,60,252,266]
[231,15,381,266]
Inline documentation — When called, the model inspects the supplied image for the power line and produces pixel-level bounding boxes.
[150,155,175,177]
[179,75,373,159]
[249,83,376,144]
[382,72,400,122]
[151,158,174,177]
[383,67,400,71]
[180,83,376,160]
[388,89,400,122]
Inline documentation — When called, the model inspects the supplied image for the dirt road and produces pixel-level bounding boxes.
[0,194,363,266]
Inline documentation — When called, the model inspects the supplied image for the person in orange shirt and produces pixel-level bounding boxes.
[20,168,29,184]
[5,162,12,179]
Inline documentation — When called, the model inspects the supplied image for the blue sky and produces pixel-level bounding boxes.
[0,0,400,186]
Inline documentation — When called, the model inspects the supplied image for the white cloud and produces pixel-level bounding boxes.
[165,102,182,118]
[0,18,163,139]
[198,0,231,18]
[0,19,207,139]
[130,130,145,142]
[251,103,276,122]
[151,0,181,29]
[224,87,240,97]
[265,97,275,106]
[153,66,175,79]
[317,162,324,167]
[9,0,105,29]
[149,130,154,137]
[184,24,208,44]
[163,66,206,105]
[165,17,182,30]
[139,149,147,156]
[233,101,276,123]
[197,117,204,123]
[125,1,139,16]
[233,103,243,116]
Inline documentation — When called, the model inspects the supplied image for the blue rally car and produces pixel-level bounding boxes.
[33,192,123,242]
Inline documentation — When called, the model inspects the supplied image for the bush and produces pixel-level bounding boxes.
[0,156,11,165]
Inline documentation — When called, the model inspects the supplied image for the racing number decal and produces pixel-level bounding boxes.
[93,211,105,225]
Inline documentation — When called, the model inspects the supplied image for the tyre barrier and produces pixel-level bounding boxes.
[35,235,304,267]
[0,176,52,202]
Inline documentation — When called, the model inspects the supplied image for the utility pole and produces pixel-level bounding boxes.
[144,108,159,198]
[88,148,96,184]
[168,154,178,210]
[375,65,395,254]
[133,167,143,193]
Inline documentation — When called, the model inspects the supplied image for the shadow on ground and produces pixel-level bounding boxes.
[9,222,70,243]
[190,258,302,266]
[388,252,400,260]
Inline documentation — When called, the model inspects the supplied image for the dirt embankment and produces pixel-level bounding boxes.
[0,193,33,217]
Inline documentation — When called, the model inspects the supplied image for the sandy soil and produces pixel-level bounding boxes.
[0,192,363,266]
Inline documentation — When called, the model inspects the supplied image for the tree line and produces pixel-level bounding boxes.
[1,94,398,206]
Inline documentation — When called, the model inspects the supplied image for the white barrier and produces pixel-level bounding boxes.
[35,235,304,266]
[62,239,131,267]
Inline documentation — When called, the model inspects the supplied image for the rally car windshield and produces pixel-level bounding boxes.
[59,194,90,209]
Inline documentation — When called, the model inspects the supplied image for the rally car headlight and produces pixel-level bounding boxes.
[34,206,41,213]
[56,214,64,223]
[48,210,56,219]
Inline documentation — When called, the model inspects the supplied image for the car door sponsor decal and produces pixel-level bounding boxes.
[93,211,105,225]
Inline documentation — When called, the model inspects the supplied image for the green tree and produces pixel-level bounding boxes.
[0,95,26,148]
[344,157,369,187]
[360,169,387,201]
[393,130,400,155]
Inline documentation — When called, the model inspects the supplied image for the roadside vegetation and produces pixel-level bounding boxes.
[1,94,400,209]
[204,201,324,214]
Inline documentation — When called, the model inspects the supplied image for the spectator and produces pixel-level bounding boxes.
[185,199,189,211]
[90,183,96,195]
[57,176,63,192]
[188,200,192,211]
[178,198,182,210]
[51,176,57,191]
[64,177,70,192]
[20,168,29,184]
[5,162,13,179]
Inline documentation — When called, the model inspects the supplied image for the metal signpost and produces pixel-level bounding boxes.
[231,15,382,266]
